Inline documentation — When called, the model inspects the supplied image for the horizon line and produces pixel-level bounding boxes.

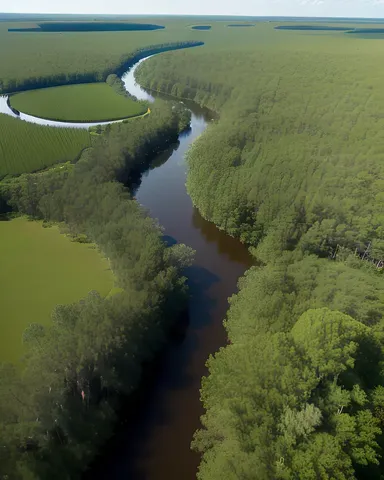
[1,13,384,20]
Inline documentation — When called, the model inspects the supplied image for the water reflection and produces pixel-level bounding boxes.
[86,56,252,480]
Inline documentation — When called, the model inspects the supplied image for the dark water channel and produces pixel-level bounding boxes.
[88,56,252,480]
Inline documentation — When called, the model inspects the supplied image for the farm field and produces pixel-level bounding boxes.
[11,83,148,122]
[0,114,91,176]
[0,217,114,364]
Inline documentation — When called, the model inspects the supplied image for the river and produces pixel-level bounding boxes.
[86,56,252,479]
[1,52,252,479]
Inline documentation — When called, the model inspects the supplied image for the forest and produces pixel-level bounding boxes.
[134,23,384,478]
[8,22,166,32]
[0,37,203,94]
[0,100,194,479]
[3,14,384,480]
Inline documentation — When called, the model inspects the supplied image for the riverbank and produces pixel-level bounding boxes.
[84,56,252,480]
[1,41,205,95]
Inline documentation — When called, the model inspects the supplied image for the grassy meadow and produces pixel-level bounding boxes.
[0,217,114,364]
[0,114,91,176]
[10,83,148,122]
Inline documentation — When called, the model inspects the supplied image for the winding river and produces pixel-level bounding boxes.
[86,56,252,479]
[1,52,252,479]
[0,57,156,129]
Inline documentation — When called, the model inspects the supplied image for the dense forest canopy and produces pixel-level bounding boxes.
[136,25,384,258]
[3,16,384,479]
[0,99,194,478]
[135,22,384,478]
[0,16,204,94]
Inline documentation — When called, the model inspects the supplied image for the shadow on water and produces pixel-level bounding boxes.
[85,264,219,480]
[129,141,181,195]
[85,54,252,480]
[162,235,178,247]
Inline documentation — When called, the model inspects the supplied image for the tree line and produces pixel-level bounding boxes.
[0,100,193,479]
[135,30,384,478]
[0,41,203,95]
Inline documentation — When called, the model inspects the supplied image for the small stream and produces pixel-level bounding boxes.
[86,56,252,479]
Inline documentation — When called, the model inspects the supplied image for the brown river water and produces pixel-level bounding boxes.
[86,55,252,480]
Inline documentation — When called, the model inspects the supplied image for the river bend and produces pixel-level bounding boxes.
[86,55,252,479]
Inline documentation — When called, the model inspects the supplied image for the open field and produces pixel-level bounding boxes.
[0,114,91,176]
[0,217,114,363]
[11,83,148,122]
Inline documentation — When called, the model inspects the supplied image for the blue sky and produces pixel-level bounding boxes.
[2,0,384,19]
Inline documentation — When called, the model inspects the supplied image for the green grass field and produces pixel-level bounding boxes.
[0,217,114,363]
[10,83,148,122]
[0,114,91,176]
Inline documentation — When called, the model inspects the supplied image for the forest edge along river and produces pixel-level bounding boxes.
[83,53,253,480]
[1,50,252,479]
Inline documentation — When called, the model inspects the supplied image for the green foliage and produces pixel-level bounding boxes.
[194,308,384,480]
[5,16,384,479]
[106,73,133,98]
[191,254,384,479]
[10,83,148,122]
[0,15,204,94]
[133,29,384,477]
[0,217,114,364]
[0,114,91,177]
[136,24,384,257]
[0,100,193,477]
[291,308,368,377]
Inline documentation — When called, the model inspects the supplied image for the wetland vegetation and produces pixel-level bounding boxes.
[2,14,384,480]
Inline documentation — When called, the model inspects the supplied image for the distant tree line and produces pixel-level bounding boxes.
[0,41,204,95]
[9,22,166,32]
[0,100,193,479]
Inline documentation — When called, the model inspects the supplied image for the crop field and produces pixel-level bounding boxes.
[0,114,91,176]
[0,217,114,363]
[11,83,148,122]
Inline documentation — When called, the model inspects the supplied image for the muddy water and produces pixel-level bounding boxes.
[88,56,252,480]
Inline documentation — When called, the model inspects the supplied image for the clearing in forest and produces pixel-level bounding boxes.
[0,217,114,363]
[10,83,148,122]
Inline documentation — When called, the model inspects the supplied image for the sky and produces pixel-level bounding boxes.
[1,0,384,19]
